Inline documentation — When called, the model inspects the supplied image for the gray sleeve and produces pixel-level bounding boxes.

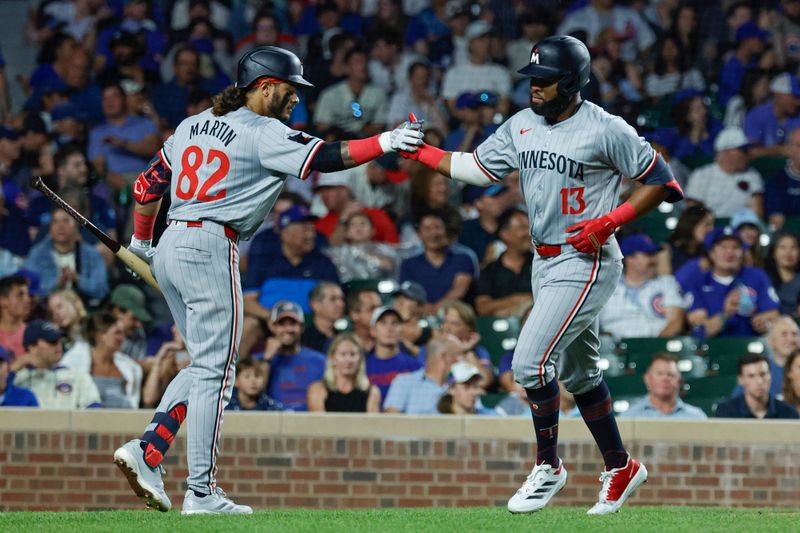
[603,117,658,182]
[161,134,175,168]
[257,121,323,180]
[473,119,517,181]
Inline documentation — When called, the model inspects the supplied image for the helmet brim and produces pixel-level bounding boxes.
[287,75,314,88]
[517,63,564,78]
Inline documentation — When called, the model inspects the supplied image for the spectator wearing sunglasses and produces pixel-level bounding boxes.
[313,47,388,138]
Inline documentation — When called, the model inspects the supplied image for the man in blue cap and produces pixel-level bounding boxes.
[458,183,511,266]
[684,228,780,339]
[11,320,101,409]
[719,21,770,106]
[0,346,38,407]
[744,72,800,158]
[599,233,685,340]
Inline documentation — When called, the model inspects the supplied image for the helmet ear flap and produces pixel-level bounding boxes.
[557,73,578,97]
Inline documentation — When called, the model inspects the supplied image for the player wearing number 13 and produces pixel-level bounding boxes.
[112,46,424,514]
[402,36,684,515]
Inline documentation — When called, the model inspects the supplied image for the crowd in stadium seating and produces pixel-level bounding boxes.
[1,0,800,420]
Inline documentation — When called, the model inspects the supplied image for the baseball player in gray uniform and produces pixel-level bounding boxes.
[404,36,683,515]
[112,46,423,514]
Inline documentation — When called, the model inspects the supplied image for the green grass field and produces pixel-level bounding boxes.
[1,507,798,533]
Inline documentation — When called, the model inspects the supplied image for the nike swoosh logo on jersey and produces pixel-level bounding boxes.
[520,128,532,134]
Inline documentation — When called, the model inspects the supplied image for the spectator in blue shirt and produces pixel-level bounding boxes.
[24,208,109,304]
[458,183,511,267]
[151,46,225,128]
[718,22,769,107]
[366,306,422,403]
[765,129,800,230]
[87,83,159,190]
[715,353,799,419]
[0,347,38,407]
[261,301,326,411]
[28,145,117,261]
[685,228,780,338]
[384,335,461,414]
[399,210,473,314]
[241,204,338,357]
[226,358,283,411]
[743,73,800,159]
[621,354,707,419]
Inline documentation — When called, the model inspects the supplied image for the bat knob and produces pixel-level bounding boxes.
[30,176,44,190]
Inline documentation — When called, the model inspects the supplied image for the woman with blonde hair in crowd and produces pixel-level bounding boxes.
[782,350,800,412]
[61,311,142,408]
[47,288,86,349]
[307,333,381,413]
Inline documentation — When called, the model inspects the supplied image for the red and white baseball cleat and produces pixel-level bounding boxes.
[587,455,648,515]
[507,459,568,513]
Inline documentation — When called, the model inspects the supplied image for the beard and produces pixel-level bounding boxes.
[531,92,573,122]
[268,91,294,120]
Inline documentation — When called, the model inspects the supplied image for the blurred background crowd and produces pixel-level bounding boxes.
[0,0,799,421]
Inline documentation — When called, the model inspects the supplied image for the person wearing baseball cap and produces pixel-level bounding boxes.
[459,184,511,266]
[683,226,780,339]
[718,21,768,106]
[391,281,431,356]
[313,169,399,245]
[11,320,102,409]
[685,126,764,218]
[599,234,685,340]
[436,361,497,415]
[261,300,326,411]
[0,346,38,407]
[743,73,800,157]
[109,284,151,363]
[365,305,422,403]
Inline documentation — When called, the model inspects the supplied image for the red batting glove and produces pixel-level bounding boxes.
[565,215,616,254]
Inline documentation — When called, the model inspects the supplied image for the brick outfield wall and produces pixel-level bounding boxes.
[0,413,799,512]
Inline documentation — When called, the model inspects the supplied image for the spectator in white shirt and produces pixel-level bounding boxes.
[441,20,512,116]
[685,127,764,218]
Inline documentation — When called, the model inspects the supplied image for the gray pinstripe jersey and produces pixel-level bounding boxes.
[165,107,322,240]
[475,102,658,245]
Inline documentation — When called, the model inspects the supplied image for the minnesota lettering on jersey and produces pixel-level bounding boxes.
[518,150,585,181]
[189,119,237,147]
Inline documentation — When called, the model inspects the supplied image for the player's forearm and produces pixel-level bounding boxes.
[624,184,670,220]
[132,199,161,241]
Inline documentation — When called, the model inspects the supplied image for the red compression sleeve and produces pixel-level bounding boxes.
[606,201,637,227]
[416,144,446,170]
[348,135,384,165]
[134,210,156,241]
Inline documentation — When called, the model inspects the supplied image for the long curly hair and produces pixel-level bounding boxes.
[212,86,248,116]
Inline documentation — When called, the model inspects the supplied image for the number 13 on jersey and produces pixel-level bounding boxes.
[560,186,586,215]
[176,145,230,202]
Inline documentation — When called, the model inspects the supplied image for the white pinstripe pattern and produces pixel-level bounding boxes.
[151,221,242,494]
[511,245,622,394]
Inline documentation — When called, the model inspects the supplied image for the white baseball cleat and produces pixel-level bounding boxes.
[113,439,172,512]
[181,487,253,515]
[587,456,648,515]
[507,459,568,513]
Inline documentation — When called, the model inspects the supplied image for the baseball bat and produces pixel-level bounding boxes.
[30,176,161,293]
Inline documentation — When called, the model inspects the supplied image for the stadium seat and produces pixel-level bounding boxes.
[700,337,766,375]
[616,336,699,374]
[683,375,739,416]
[476,316,520,366]
[683,375,738,398]
[782,216,800,236]
[604,375,647,398]
[631,209,673,243]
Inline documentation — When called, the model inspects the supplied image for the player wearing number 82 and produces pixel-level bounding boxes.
[113,46,425,514]
[402,35,684,515]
